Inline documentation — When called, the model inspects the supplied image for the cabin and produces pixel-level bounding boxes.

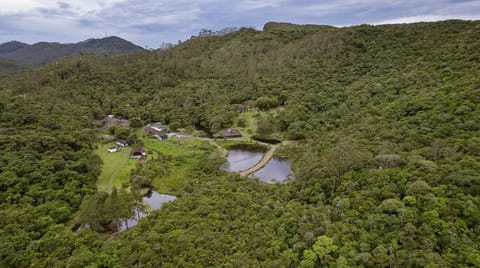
[107,147,118,153]
[145,123,168,140]
[116,140,129,147]
[130,147,146,158]
[222,128,242,138]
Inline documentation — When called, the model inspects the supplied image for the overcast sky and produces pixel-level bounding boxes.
[1,0,479,48]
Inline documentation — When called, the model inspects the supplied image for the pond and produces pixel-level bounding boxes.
[222,148,294,183]
[118,191,176,232]
[250,157,294,183]
[221,149,263,172]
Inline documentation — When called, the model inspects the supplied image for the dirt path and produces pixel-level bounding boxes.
[239,144,277,176]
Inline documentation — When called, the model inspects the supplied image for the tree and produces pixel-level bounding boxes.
[312,235,338,266]
[255,96,279,110]
[375,154,401,168]
[104,188,124,230]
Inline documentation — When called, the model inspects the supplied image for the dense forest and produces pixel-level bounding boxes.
[0,20,479,267]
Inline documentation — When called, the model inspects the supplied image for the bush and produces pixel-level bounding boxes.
[251,135,281,144]
[255,96,279,110]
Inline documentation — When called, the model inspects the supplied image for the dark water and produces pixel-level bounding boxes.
[118,191,176,232]
[251,157,294,183]
[221,149,263,172]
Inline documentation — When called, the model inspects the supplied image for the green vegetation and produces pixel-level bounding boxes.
[0,20,480,267]
[94,144,137,192]
[0,58,27,76]
[234,108,282,139]
[137,130,222,194]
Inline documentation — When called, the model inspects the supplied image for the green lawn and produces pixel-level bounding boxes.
[234,108,280,138]
[235,110,258,138]
[95,144,138,192]
[137,129,218,194]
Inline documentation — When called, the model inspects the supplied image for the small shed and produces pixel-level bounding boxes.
[222,128,242,138]
[130,147,146,158]
[107,147,118,153]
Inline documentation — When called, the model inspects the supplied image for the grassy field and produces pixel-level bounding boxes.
[235,110,258,138]
[137,129,219,194]
[95,144,138,192]
[234,108,280,138]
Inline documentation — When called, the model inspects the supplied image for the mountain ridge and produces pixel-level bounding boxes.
[0,36,145,66]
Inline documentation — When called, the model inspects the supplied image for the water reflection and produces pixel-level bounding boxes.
[118,191,176,232]
[250,157,294,183]
[222,149,294,183]
[221,149,263,172]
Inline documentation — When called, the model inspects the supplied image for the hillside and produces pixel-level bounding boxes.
[0,20,479,267]
[0,58,27,76]
[0,36,145,66]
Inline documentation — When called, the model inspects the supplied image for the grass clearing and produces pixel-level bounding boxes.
[234,108,281,138]
[137,129,218,194]
[138,129,214,155]
[95,144,137,192]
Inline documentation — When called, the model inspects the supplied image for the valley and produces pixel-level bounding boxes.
[0,20,479,267]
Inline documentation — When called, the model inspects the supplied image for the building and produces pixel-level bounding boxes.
[145,123,168,140]
[130,147,146,158]
[116,140,129,147]
[222,128,242,138]
[107,147,118,153]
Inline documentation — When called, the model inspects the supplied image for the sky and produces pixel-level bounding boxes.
[0,0,479,49]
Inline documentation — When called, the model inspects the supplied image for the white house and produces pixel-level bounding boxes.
[116,140,129,147]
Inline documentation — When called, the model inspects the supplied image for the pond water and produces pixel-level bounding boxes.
[221,149,263,172]
[222,148,294,183]
[250,157,294,183]
[118,191,176,232]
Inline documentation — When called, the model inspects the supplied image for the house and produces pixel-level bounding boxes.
[107,147,118,153]
[116,140,129,147]
[130,147,146,158]
[145,123,168,140]
[222,128,242,138]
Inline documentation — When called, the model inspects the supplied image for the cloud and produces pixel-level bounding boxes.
[234,0,285,11]
[0,0,41,14]
[0,0,479,48]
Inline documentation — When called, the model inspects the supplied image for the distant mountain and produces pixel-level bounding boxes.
[0,36,145,66]
[0,41,29,54]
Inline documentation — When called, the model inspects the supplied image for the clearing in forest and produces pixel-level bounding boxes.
[95,144,138,192]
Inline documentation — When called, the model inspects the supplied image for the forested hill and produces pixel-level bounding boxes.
[0,36,144,67]
[0,20,479,267]
[0,58,26,76]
